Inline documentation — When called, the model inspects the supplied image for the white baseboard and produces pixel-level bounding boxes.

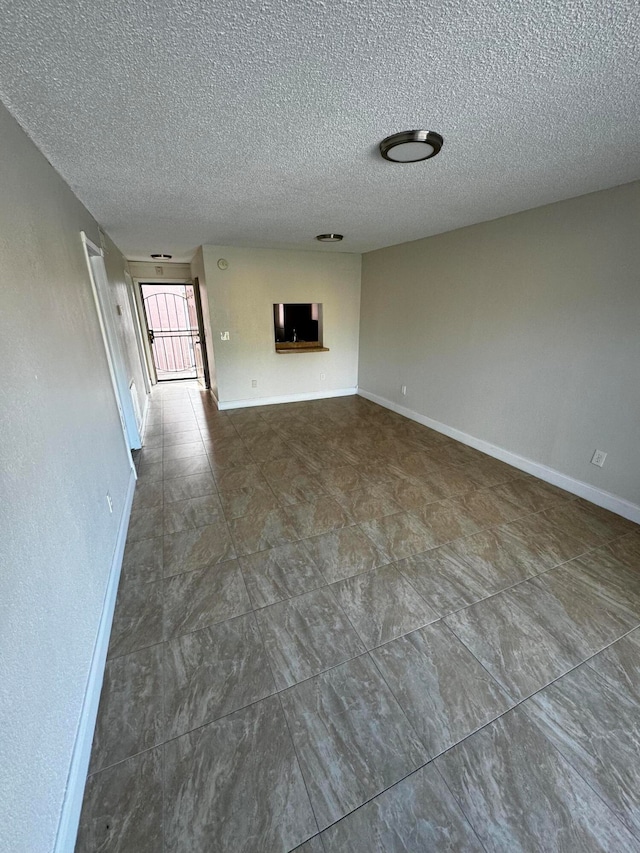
[219,387,357,411]
[358,388,640,524]
[54,469,137,853]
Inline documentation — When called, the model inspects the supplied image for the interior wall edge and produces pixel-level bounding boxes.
[53,469,137,853]
[358,387,640,524]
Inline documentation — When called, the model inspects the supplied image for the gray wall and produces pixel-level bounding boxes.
[0,101,141,852]
[201,245,361,406]
[359,181,640,507]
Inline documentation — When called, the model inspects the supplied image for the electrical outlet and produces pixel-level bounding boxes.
[251,379,257,387]
[320,373,326,381]
[106,492,113,513]
[401,385,407,396]
[591,449,607,467]
[220,331,230,341]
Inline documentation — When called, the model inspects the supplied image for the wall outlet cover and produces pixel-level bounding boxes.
[591,449,607,467]
[220,331,230,340]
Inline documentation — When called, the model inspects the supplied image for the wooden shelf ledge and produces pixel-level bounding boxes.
[276,345,330,354]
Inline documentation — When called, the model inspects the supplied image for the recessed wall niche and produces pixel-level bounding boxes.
[273,303,329,353]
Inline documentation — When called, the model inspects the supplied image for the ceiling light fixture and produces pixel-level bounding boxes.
[150,253,172,260]
[315,233,343,242]
[379,130,443,163]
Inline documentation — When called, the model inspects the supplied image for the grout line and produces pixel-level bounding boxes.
[97,387,640,845]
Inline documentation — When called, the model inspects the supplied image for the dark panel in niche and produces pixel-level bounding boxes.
[273,303,321,344]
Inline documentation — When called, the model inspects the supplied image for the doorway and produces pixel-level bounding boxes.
[139,282,209,387]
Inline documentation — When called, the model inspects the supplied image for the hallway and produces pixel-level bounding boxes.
[77,382,640,851]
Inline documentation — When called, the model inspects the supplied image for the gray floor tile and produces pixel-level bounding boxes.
[436,707,638,852]
[75,748,163,853]
[381,476,444,512]
[448,485,526,527]
[321,764,484,852]
[163,493,224,533]
[164,695,317,852]
[163,522,236,576]
[510,562,639,661]
[360,512,437,561]
[500,512,590,566]
[333,486,402,523]
[395,546,492,616]
[214,462,268,491]
[331,564,438,649]
[89,645,163,772]
[255,586,365,689]
[539,498,637,547]
[281,655,428,830]
[291,836,324,853]
[136,461,163,484]
[266,470,329,505]
[108,578,163,658]
[285,495,353,537]
[445,586,579,702]
[444,527,546,589]
[164,613,276,738]
[371,622,511,757]
[229,506,300,555]
[302,524,388,583]
[131,480,164,511]
[163,428,202,447]
[163,455,212,480]
[490,477,574,513]
[163,471,217,503]
[317,464,371,495]
[88,392,640,851]
[120,536,163,584]
[525,663,640,838]
[218,482,278,519]
[163,560,251,640]
[411,498,484,545]
[126,506,164,543]
[163,440,206,461]
[239,541,326,608]
[606,531,640,568]
[586,627,640,697]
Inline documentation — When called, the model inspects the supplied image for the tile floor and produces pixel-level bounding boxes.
[76,382,640,852]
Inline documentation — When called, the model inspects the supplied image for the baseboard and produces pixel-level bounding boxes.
[219,387,357,411]
[54,469,137,853]
[358,388,640,524]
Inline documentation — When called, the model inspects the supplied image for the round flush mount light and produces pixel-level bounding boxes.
[150,253,172,260]
[315,233,344,242]
[379,130,443,163]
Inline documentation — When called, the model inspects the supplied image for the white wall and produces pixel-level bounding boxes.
[0,101,141,852]
[359,181,640,510]
[201,245,361,407]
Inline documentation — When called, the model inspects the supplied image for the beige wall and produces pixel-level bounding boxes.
[359,181,640,509]
[128,260,192,280]
[201,245,361,406]
[0,101,143,851]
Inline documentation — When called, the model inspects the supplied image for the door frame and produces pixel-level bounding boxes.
[192,277,211,390]
[132,276,193,385]
[81,232,140,466]
[135,277,210,389]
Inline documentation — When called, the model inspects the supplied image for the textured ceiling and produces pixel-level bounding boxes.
[0,0,639,260]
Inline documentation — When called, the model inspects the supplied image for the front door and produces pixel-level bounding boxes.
[140,283,205,382]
